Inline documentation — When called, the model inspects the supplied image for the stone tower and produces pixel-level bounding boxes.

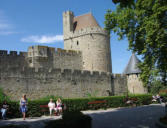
[123,53,147,94]
[63,11,112,73]
[27,45,55,68]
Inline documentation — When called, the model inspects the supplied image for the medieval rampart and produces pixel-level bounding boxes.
[0,50,28,69]
[53,48,83,70]
[0,67,112,100]
[0,48,83,70]
[111,74,127,95]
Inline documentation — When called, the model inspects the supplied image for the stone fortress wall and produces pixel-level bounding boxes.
[0,11,144,100]
[53,48,83,70]
[0,47,83,70]
[111,74,127,95]
[0,67,112,100]
[0,48,126,100]
[0,50,28,69]
[26,46,83,70]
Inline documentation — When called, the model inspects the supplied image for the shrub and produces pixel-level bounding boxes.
[0,94,162,118]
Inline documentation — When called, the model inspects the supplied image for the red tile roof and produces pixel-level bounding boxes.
[73,13,100,31]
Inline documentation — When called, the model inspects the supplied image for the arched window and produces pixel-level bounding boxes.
[77,41,79,45]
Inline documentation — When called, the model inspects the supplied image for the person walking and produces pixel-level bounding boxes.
[20,94,28,120]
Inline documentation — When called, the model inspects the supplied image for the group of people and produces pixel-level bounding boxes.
[1,94,63,120]
[152,94,163,103]
[48,98,63,116]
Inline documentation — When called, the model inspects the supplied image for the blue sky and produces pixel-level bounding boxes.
[0,0,136,73]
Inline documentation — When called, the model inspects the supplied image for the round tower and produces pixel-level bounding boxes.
[123,53,147,94]
[63,11,112,73]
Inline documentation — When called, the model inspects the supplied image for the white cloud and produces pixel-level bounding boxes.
[0,31,18,35]
[0,10,16,36]
[21,35,63,44]
[0,23,11,29]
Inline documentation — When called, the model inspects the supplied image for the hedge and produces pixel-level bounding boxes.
[0,94,161,118]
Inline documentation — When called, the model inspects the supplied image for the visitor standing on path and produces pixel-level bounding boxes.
[20,94,28,120]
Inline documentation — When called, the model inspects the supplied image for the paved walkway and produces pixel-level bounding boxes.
[83,104,166,128]
[0,116,62,128]
[0,104,165,128]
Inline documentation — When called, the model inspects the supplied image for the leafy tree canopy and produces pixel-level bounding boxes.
[105,0,167,86]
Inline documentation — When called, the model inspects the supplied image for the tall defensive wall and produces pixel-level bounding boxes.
[0,67,112,100]
[0,48,126,100]
[0,10,130,100]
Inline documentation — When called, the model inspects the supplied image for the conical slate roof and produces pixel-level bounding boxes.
[123,53,141,74]
[73,13,100,31]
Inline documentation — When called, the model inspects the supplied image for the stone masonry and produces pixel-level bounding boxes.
[0,11,145,100]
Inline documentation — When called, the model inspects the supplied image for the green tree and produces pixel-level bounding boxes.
[105,0,167,86]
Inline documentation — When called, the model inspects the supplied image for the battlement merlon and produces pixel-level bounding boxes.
[56,48,81,55]
[63,11,74,16]
[63,27,109,40]
[28,45,55,57]
[27,46,82,57]
[0,67,111,78]
[0,50,27,56]
[28,45,56,51]
[112,73,127,78]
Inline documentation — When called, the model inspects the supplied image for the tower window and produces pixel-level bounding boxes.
[77,41,79,45]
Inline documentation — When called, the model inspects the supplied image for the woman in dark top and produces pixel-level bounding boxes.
[1,101,8,120]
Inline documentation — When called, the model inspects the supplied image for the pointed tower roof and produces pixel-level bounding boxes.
[123,53,141,75]
[73,13,100,31]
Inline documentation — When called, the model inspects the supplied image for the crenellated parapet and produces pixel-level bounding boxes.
[64,27,109,40]
[55,48,81,55]
[63,11,74,15]
[0,50,27,57]
[0,67,111,79]
[0,66,113,100]
[111,73,126,79]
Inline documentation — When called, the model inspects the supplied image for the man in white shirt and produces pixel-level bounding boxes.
[48,99,57,116]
